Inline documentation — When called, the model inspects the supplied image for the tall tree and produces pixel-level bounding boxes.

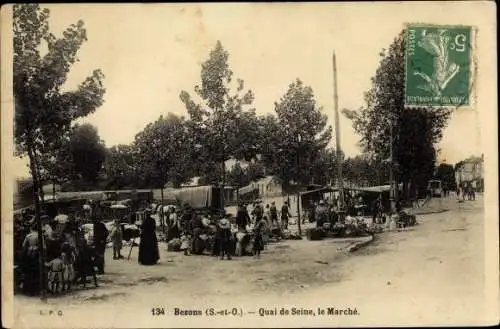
[68,124,107,183]
[180,41,258,207]
[37,134,74,199]
[226,162,251,199]
[261,79,332,190]
[343,31,451,199]
[436,163,456,191]
[102,144,138,189]
[134,114,194,189]
[13,4,105,300]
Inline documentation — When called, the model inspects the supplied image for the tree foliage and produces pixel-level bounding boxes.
[68,124,107,182]
[342,31,451,197]
[14,4,105,199]
[102,144,138,189]
[180,41,259,185]
[261,79,332,187]
[134,114,194,189]
[436,163,456,190]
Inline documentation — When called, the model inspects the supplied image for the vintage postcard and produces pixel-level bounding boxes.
[1,2,498,328]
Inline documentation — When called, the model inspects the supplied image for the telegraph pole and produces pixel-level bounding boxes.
[332,51,345,222]
[389,122,395,214]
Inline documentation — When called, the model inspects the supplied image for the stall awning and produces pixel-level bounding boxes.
[238,185,258,196]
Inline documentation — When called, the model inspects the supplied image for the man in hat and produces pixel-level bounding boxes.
[252,200,264,224]
[235,203,251,232]
[280,201,291,230]
[92,216,109,274]
[269,201,279,228]
[180,203,194,234]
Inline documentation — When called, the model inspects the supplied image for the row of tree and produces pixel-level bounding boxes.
[15,5,454,209]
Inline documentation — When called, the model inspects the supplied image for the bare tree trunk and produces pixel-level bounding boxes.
[27,140,46,302]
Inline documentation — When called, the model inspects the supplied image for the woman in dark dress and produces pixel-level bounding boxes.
[252,217,266,258]
[138,211,160,265]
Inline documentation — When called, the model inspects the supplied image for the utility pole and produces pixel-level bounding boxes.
[389,122,395,213]
[332,51,345,222]
[296,134,302,235]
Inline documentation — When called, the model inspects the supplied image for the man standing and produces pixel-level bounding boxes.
[92,216,108,274]
[280,201,291,230]
[371,196,381,224]
[252,201,264,223]
[235,203,250,231]
[269,202,279,228]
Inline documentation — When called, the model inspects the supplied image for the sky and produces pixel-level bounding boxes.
[7,2,494,178]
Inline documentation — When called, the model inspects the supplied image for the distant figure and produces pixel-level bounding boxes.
[109,219,124,260]
[166,208,181,241]
[92,216,108,274]
[252,201,264,223]
[308,200,316,223]
[138,210,160,265]
[371,196,381,224]
[217,217,232,260]
[269,202,279,227]
[281,202,291,230]
[315,200,329,228]
[253,216,266,258]
[235,203,251,231]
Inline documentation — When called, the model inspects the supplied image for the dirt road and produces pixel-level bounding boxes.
[13,195,495,328]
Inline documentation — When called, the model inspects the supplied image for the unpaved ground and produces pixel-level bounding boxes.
[12,195,495,328]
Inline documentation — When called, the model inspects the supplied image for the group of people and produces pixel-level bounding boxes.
[14,209,103,296]
[456,184,476,201]
[159,200,293,260]
[14,205,163,297]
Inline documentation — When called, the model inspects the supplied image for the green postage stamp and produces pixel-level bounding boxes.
[405,24,473,107]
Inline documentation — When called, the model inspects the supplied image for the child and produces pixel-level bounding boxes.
[109,219,124,259]
[46,253,64,295]
[61,252,75,292]
[180,234,191,256]
[217,218,232,260]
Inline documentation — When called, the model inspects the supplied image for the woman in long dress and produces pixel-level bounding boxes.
[252,217,266,258]
[138,211,160,265]
[22,224,45,295]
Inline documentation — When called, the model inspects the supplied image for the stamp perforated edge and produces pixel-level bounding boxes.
[403,22,478,110]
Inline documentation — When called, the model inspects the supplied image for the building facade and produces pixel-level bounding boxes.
[455,155,484,192]
[238,176,284,199]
